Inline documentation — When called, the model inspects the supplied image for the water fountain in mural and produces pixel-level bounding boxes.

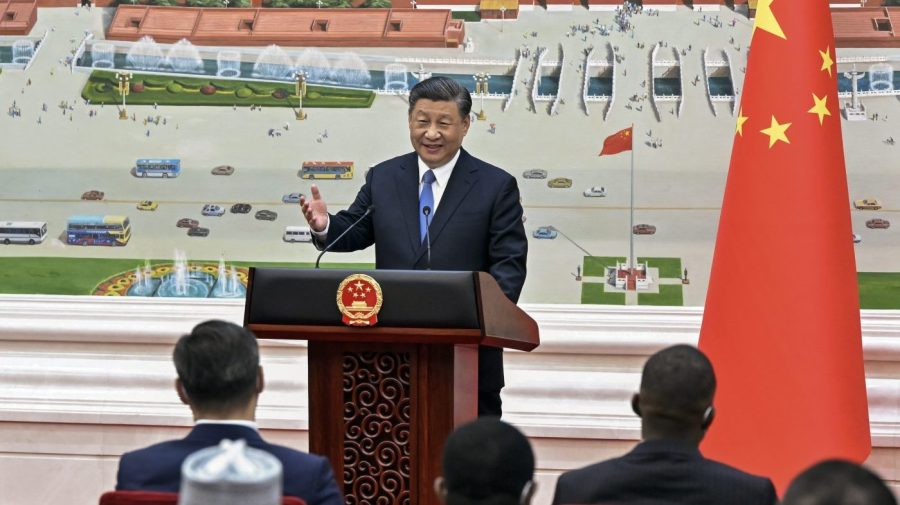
[126,36,164,71]
[383,63,409,91]
[12,39,34,65]
[128,262,160,297]
[869,63,895,92]
[165,38,204,74]
[210,257,246,298]
[253,44,295,79]
[91,42,115,69]
[155,250,213,298]
[330,52,371,87]
[216,50,241,78]
[295,47,331,83]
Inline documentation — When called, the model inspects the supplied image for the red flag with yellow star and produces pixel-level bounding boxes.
[698,0,870,493]
[599,127,633,156]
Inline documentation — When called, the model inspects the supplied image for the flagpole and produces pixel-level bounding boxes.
[629,123,634,270]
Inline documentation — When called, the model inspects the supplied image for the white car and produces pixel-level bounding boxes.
[201,204,225,216]
[583,186,607,197]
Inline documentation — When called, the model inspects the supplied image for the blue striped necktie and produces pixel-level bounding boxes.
[419,169,436,242]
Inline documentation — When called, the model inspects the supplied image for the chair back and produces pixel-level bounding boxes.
[99,491,306,505]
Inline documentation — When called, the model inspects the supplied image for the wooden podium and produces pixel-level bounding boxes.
[244,268,539,505]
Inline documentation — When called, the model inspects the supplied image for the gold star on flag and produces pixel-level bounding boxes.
[819,47,834,77]
[753,0,786,40]
[736,109,749,136]
[760,116,791,148]
[808,94,831,125]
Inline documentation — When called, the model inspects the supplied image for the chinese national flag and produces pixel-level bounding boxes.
[599,127,633,156]
[699,0,870,494]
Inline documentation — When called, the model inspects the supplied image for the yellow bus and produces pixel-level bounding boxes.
[300,161,354,180]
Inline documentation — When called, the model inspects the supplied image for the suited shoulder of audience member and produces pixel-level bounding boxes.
[174,320,263,421]
[632,344,716,445]
[782,459,897,505]
[408,76,471,170]
[435,418,536,505]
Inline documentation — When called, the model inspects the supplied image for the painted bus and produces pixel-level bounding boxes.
[134,159,181,178]
[0,221,48,245]
[300,161,354,180]
[66,215,132,246]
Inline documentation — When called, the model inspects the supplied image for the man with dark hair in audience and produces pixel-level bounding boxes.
[436,418,536,505]
[551,344,777,505]
[116,320,343,505]
[782,459,897,505]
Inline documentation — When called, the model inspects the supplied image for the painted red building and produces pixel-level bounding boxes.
[0,0,36,36]
[106,5,465,47]
[832,7,900,48]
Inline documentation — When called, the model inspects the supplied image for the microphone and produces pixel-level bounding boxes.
[315,205,375,269]
[422,205,432,270]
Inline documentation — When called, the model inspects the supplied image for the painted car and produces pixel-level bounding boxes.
[632,224,657,235]
[532,226,558,239]
[230,203,252,214]
[81,190,104,200]
[136,200,158,211]
[176,218,199,228]
[547,177,573,189]
[282,192,305,204]
[523,169,548,179]
[211,165,235,176]
[187,226,210,237]
[853,233,862,244]
[202,204,225,216]
[583,186,607,197]
[866,218,890,229]
[854,198,882,210]
[255,210,278,221]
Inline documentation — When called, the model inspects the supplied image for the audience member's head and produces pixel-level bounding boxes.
[173,320,263,420]
[632,344,717,444]
[435,418,536,505]
[782,459,896,505]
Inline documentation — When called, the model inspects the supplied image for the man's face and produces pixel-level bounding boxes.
[408,98,470,169]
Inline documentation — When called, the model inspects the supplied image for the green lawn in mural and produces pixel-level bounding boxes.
[637,257,682,279]
[858,273,900,310]
[638,284,685,306]
[583,256,626,277]
[581,282,626,305]
[0,257,373,296]
[82,71,376,108]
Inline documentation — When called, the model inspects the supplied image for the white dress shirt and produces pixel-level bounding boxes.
[195,419,259,431]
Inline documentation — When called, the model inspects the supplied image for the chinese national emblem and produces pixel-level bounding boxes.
[336,274,383,327]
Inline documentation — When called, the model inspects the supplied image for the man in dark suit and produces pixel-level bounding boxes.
[551,344,777,505]
[300,76,527,417]
[116,320,343,505]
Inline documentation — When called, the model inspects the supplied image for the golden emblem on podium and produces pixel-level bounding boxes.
[337,274,383,327]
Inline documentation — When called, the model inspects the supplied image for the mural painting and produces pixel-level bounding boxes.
[1,0,899,307]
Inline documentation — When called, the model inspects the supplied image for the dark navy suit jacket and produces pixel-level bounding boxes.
[322,149,528,391]
[550,440,777,505]
[116,424,343,505]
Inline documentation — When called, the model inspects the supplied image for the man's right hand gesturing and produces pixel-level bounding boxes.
[299,185,329,232]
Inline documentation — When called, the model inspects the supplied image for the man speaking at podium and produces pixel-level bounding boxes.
[299,76,527,417]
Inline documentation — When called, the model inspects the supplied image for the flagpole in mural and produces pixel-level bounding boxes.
[600,125,635,269]
[698,0,870,494]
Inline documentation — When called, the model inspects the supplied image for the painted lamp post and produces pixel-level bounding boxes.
[295,71,308,120]
[473,72,490,121]
[116,71,132,120]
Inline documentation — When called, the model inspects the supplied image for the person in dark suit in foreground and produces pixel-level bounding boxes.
[300,76,527,417]
[551,344,777,505]
[782,459,896,505]
[115,320,343,505]
[435,418,536,505]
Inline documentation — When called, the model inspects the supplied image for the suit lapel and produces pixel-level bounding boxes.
[394,153,422,254]
[414,149,478,262]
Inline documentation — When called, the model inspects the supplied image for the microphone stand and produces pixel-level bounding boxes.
[423,205,432,270]
[314,206,375,269]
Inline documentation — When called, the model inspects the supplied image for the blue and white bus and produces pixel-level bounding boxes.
[0,221,48,245]
[66,215,131,246]
[134,159,181,178]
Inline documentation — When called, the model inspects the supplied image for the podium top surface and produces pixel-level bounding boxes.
[244,268,539,351]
